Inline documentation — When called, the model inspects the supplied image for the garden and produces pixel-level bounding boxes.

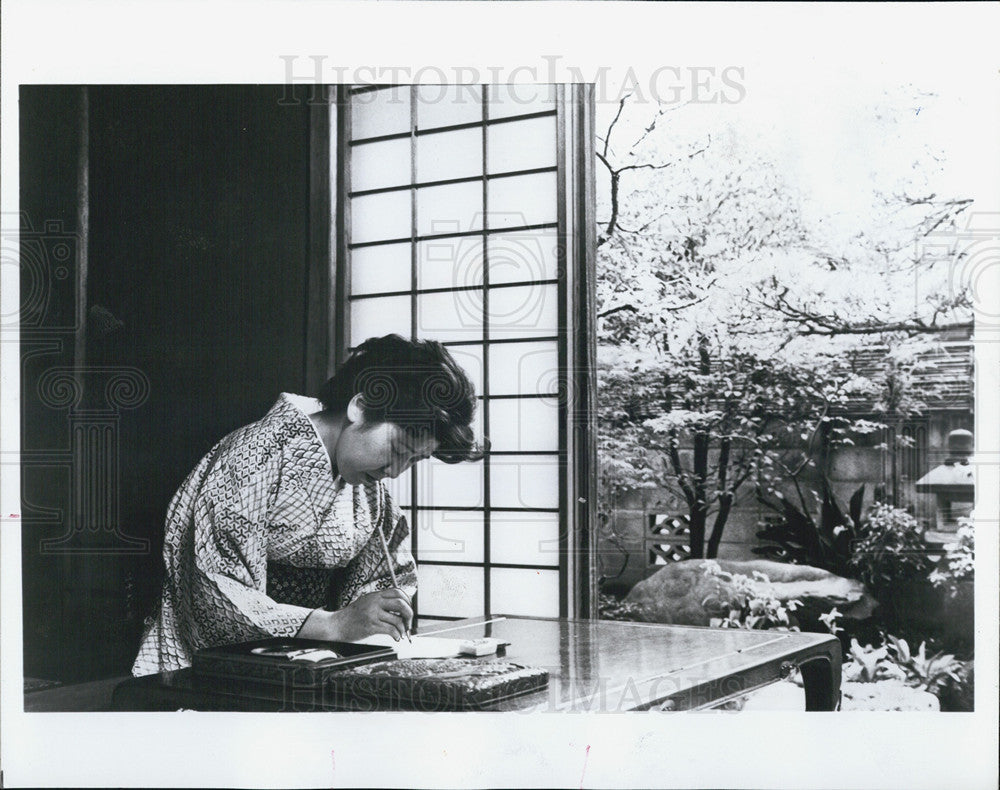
[599,518,974,711]
[593,89,977,712]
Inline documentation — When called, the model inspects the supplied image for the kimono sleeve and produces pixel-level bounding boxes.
[187,485,315,643]
[333,485,417,608]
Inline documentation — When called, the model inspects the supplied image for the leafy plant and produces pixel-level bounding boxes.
[849,503,932,596]
[701,561,801,631]
[842,638,905,683]
[754,482,865,577]
[886,635,963,694]
[756,485,932,600]
[843,634,965,697]
[818,607,844,636]
[937,660,975,712]
[929,520,975,597]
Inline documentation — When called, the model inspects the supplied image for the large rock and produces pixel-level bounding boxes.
[624,559,877,627]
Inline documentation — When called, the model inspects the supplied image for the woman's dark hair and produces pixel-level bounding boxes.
[318,334,485,464]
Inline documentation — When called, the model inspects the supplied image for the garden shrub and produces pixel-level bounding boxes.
[700,561,802,631]
[929,520,974,597]
[848,503,932,599]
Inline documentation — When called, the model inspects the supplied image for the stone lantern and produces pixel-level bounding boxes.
[915,428,974,544]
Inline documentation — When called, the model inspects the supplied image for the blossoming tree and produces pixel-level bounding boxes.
[596,93,973,560]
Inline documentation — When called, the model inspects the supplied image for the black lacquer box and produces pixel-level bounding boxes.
[192,637,396,692]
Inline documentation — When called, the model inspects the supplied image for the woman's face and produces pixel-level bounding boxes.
[333,398,439,486]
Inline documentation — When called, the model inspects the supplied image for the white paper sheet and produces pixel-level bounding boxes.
[353,634,465,659]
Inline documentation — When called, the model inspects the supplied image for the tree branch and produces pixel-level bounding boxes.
[764,287,974,337]
[597,303,638,319]
[915,198,973,238]
[616,161,678,174]
[595,105,708,247]
[796,320,974,336]
[603,94,630,160]
[629,102,674,151]
[599,290,712,320]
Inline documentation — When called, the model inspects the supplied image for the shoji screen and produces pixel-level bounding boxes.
[338,84,594,625]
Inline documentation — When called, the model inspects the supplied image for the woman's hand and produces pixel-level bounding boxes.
[298,589,413,642]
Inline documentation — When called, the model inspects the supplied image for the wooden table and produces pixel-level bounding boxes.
[108,616,841,712]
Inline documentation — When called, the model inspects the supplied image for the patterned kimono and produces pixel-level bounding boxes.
[132,393,416,676]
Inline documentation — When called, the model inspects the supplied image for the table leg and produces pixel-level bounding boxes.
[799,650,842,711]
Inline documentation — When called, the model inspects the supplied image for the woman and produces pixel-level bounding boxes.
[132,335,481,676]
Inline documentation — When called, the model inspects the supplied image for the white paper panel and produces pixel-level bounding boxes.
[487,398,559,452]
[487,284,558,339]
[489,511,561,566]
[487,116,557,174]
[486,229,559,285]
[384,472,412,510]
[489,455,559,510]
[489,568,560,617]
[417,510,485,563]
[351,138,411,192]
[350,243,412,295]
[351,190,411,244]
[417,237,483,291]
[417,128,483,183]
[417,564,484,619]
[416,85,483,130]
[487,173,558,229]
[488,341,559,397]
[443,344,484,398]
[486,84,557,119]
[420,458,485,508]
[350,295,411,343]
[351,87,411,139]
[416,181,484,237]
[416,289,483,343]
